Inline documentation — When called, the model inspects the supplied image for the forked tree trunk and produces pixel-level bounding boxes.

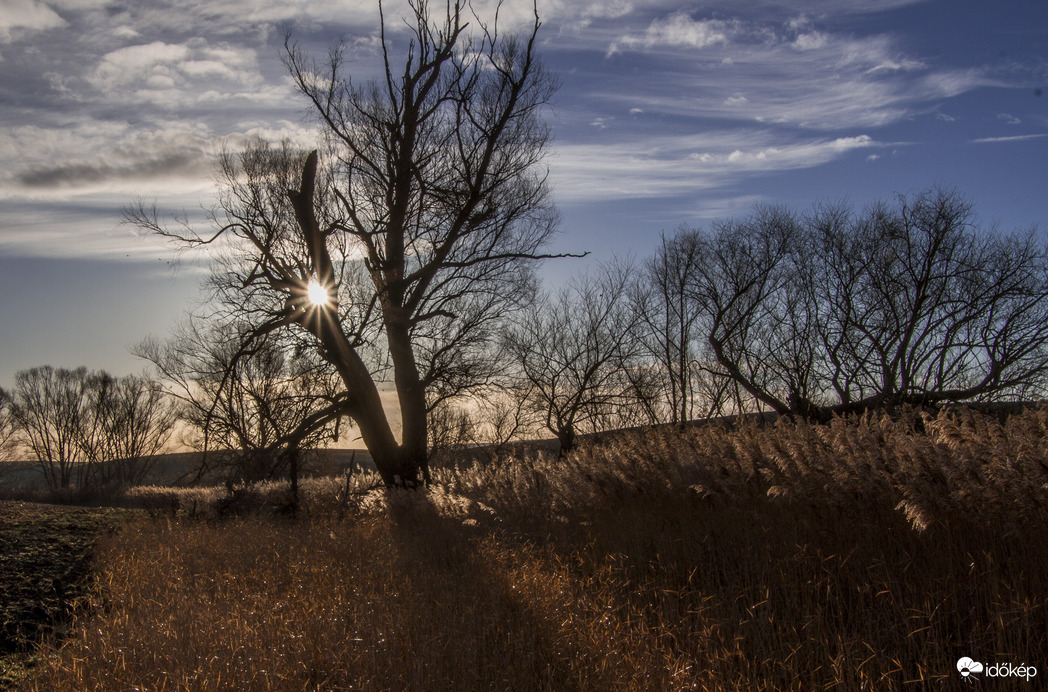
[288,152,428,488]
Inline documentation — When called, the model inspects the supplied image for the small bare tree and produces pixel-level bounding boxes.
[474,386,537,457]
[79,373,177,487]
[137,318,343,496]
[503,262,648,455]
[129,0,571,486]
[8,366,93,488]
[634,231,736,422]
[0,387,17,462]
[427,397,478,464]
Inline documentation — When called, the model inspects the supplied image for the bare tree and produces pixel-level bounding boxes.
[8,366,93,488]
[805,188,1048,412]
[6,366,174,489]
[427,397,478,464]
[683,205,804,416]
[503,263,648,455]
[635,231,736,422]
[129,1,570,486]
[137,318,343,496]
[0,387,17,462]
[79,373,177,487]
[681,187,1048,418]
[473,386,537,457]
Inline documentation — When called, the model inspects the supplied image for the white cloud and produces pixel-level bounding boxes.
[972,133,1048,144]
[864,57,925,74]
[89,0,379,41]
[916,69,1001,105]
[110,25,140,39]
[594,17,991,130]
[550,131,877,203]
[0,121,131,172]
[792,31,828,51]
[0,119,315,201]
[0,203,182,259]
[997,113,1022,125]
[89,40,268,107]
[607,12,733,55]
[2,123,215,198]
[0,0,66,41]
[0,116,317,258]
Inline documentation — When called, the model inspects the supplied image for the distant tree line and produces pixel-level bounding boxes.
[0,366,175,489]
[461,186,1044,455]
[644,187,1048,422]
[0,346,341,496]
[129,185,1048,469]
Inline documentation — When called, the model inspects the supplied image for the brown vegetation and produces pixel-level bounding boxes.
[26,406,1048,690]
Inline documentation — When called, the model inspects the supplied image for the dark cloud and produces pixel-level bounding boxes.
[17,151,208,188]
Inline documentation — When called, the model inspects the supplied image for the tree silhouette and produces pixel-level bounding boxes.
[504,263,651,455]
[6,366,174,489]
[677,188,1048,417]
[129,1,573,485]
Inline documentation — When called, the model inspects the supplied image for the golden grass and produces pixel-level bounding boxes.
[28,406,1048,690]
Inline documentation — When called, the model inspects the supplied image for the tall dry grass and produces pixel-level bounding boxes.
[29,406,1048,690]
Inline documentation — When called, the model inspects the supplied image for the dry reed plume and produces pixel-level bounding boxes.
[28,406,1048,690]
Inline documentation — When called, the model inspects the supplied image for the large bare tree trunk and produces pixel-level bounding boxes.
[387,320,430,484]
[289,153,421,486]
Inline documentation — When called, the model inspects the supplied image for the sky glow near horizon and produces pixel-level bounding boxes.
[0,0,1046,387]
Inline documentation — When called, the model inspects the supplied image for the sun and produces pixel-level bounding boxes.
[306,280,330,307]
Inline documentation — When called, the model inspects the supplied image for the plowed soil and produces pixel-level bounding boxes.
[0,501,132,689]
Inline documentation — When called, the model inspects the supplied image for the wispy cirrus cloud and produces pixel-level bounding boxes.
[550,131,878,203]
[972,133,1048,144]
[0,119,315,201]
[0,122,212,197]
[597,11,991,130]
[0,200,177,259]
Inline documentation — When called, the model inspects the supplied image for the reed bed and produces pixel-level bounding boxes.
[28,406,1048,690]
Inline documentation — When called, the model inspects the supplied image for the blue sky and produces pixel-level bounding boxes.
[1,0,1046,387]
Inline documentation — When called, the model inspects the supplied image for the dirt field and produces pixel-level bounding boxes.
[0,502,133,689]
